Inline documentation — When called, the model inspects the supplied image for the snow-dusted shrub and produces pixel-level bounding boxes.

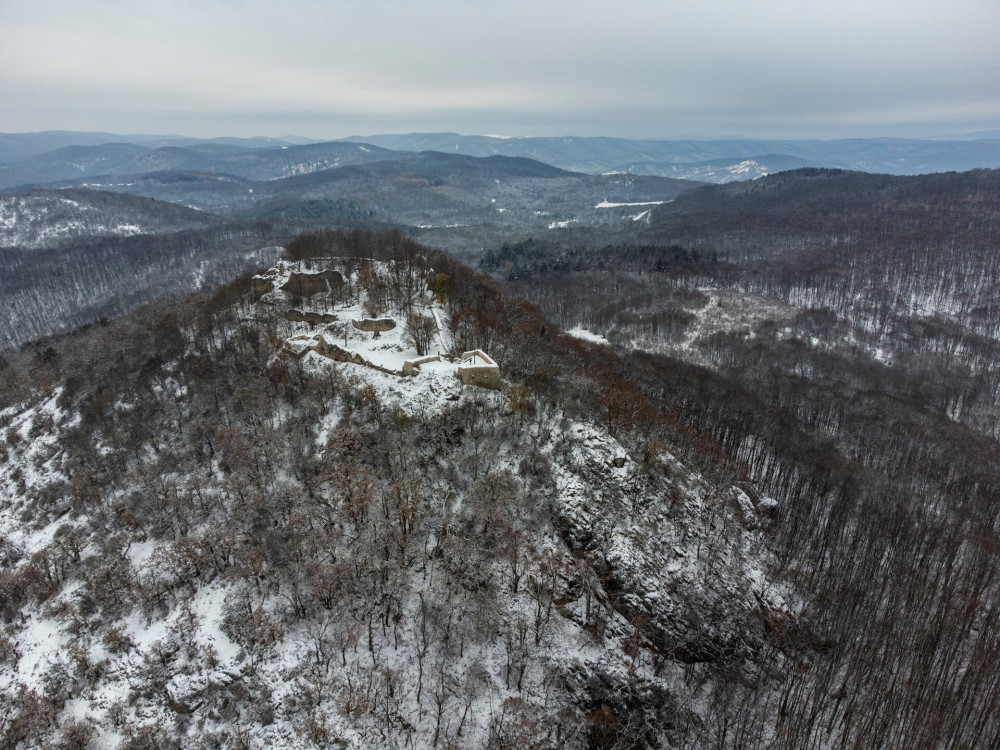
[119,724,181,750]
[53,718,97,750]
[0,686,59,747]
[0,631,19,668]
[82,553,136,620]
[101,625,136,655]
[488,697,549,749]
[28,412,54,438]
[221,592,283,668]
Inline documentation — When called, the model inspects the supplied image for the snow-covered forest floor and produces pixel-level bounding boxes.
[0,242,784,749]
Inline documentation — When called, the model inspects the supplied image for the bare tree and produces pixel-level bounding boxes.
[404,313,438,356]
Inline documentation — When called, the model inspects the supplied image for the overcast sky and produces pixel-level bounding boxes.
[2,0,998,140]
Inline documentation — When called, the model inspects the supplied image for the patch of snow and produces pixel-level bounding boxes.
[595,200,665,208]
[548,218,579,229]
[127,538,159,569]
[566,327,610,345]
[191,259,211,288]
[190,582,242,664]
[10,612,69,689]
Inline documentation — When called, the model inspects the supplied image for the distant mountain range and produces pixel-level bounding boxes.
[3,131,1000,190]
[0,141,394,190]
[3,130,998,262]
[342,132,1000,180]
[0,131,316,163]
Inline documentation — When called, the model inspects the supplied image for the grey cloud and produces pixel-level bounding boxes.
[0,0,997,138]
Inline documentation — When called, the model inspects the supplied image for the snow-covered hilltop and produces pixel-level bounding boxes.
[257,260,467,379]
[0,236,786,749]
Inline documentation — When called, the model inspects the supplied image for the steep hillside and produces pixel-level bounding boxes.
[482,171,1000,749]
[0,188,287,350]
[0,226,287,350]
[643,167,1000,255]
[2,230,998,749]
[638,168,1000,351]
[0,233,784,749]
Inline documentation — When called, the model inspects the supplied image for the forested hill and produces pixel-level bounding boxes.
[636,168,1000,356]
[489,167,1000,440]
[0,229,998,748]
[0,231,783,748]
[642,166,1000,259]
[0,189,222,249]
[483,166,1000,749]
[0,225,287,350]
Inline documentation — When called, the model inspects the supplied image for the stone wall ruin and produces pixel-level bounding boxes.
[281,269,344,298]
[352,318,396,337]
[457,350,501,390]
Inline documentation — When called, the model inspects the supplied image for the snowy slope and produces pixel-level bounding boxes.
[0,257,788,748]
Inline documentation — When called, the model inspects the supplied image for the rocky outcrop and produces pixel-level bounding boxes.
[549,430,772,670]
[251,276,274,300]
